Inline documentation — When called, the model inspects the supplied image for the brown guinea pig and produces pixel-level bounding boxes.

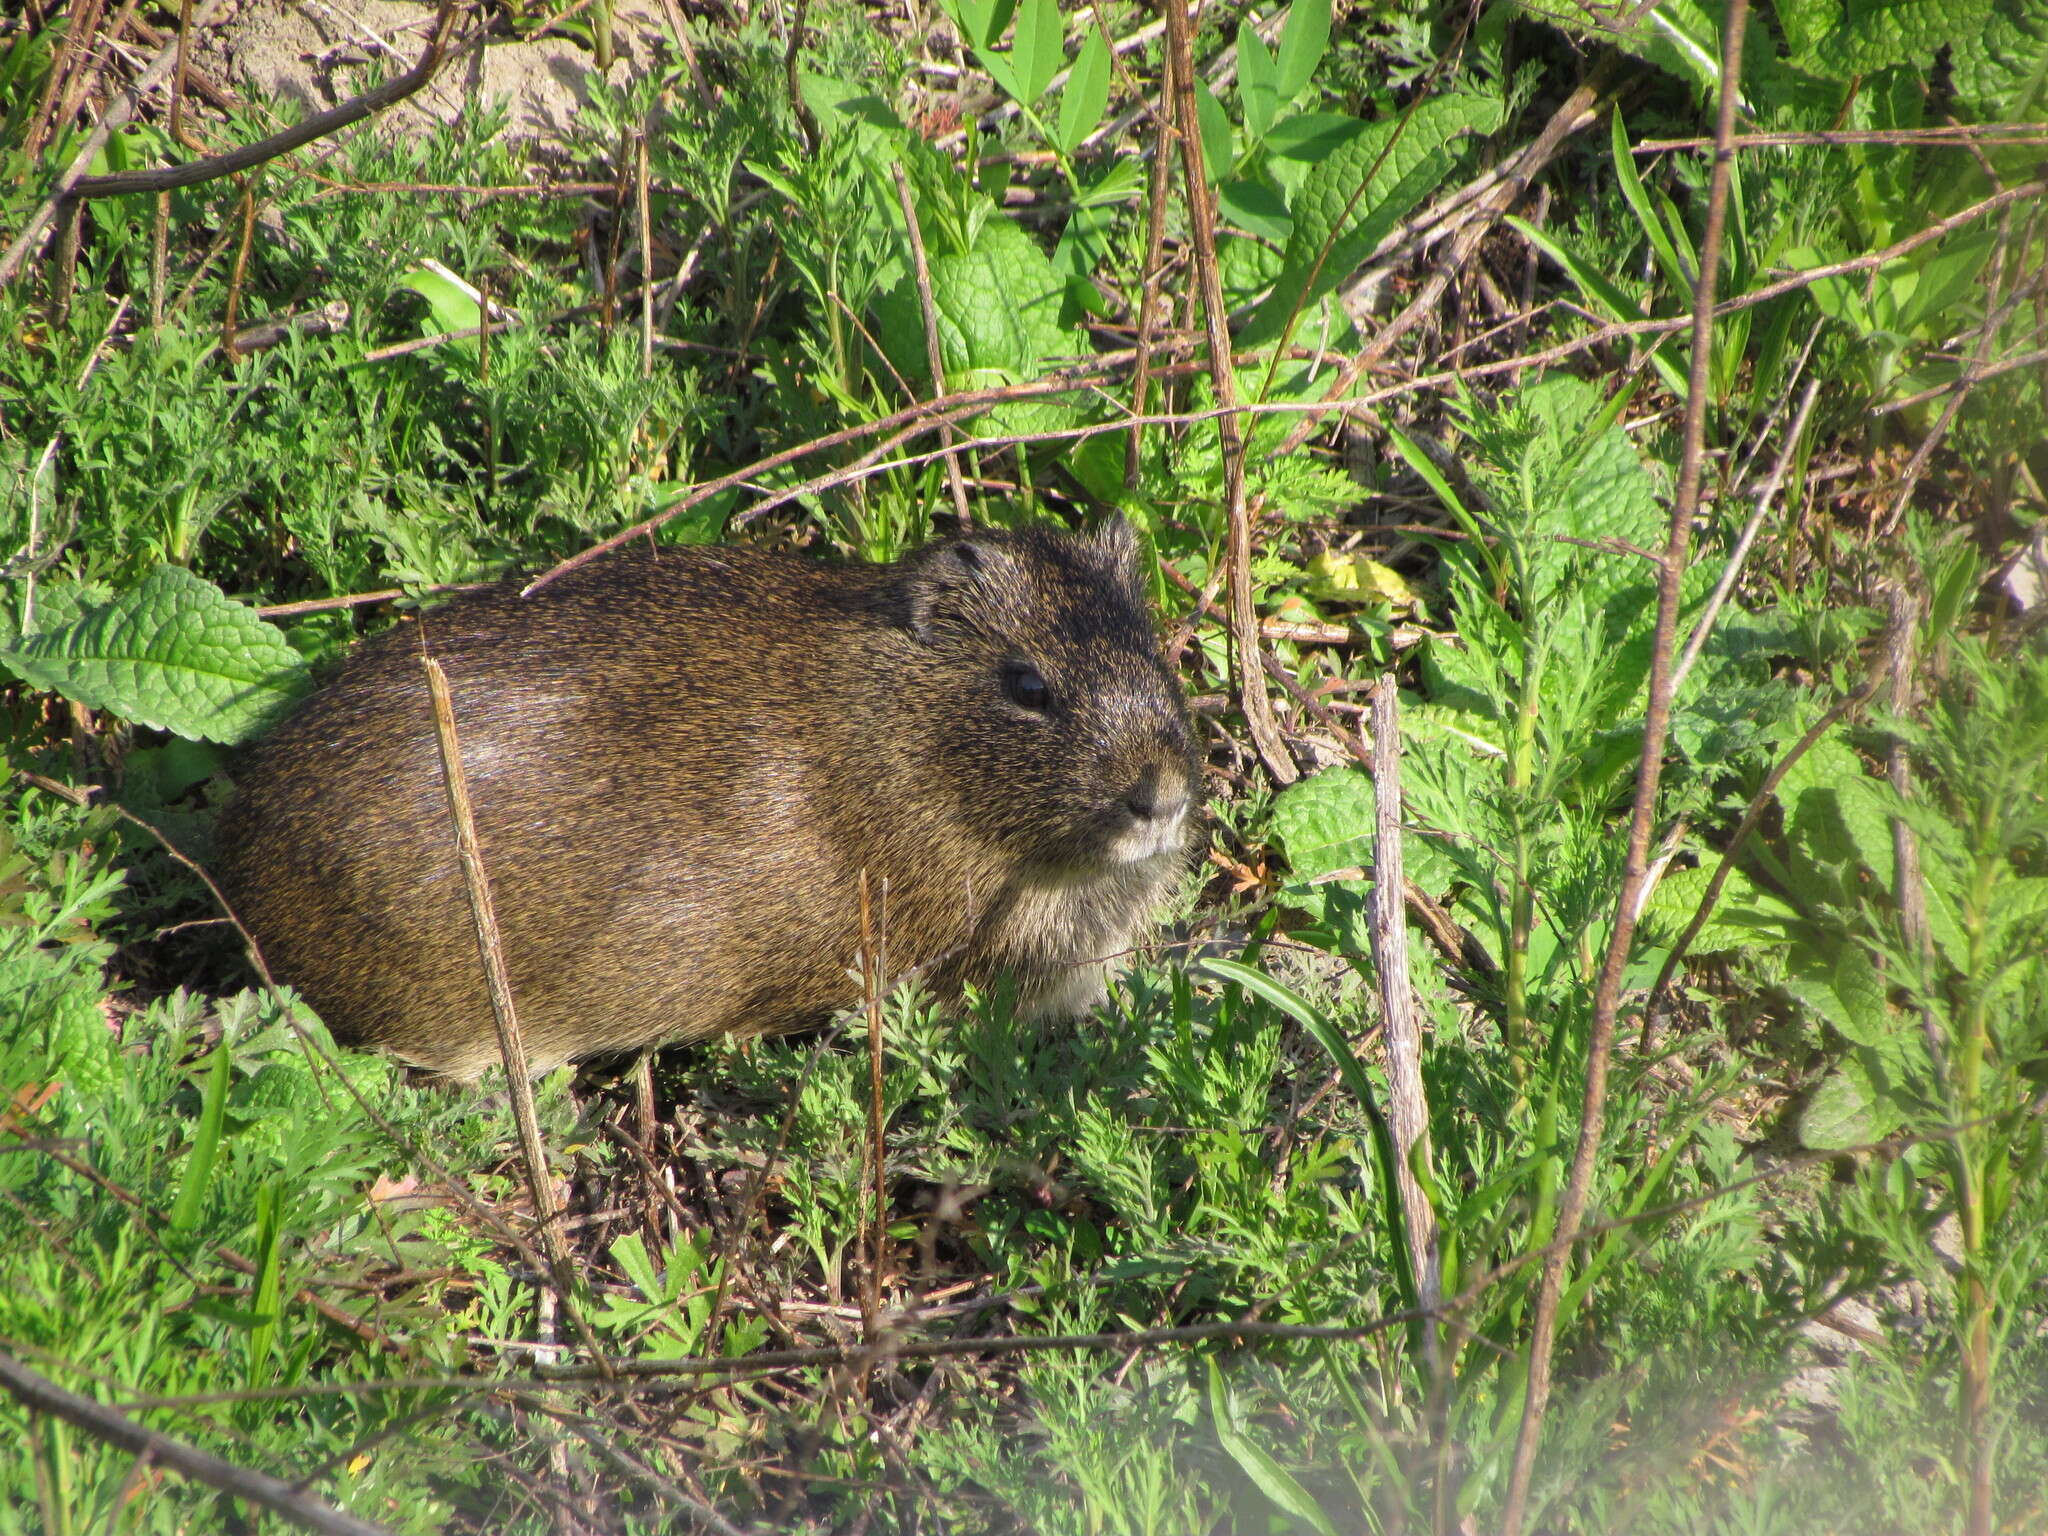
[211,519,1201,1079]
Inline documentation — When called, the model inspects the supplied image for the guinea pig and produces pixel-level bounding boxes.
[211,518,1201,1079]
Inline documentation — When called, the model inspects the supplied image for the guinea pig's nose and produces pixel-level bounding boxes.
[1124,766,1187,825]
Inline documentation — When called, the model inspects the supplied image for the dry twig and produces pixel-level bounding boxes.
[1499,3,1750,1529]
[1162,0,1294,785]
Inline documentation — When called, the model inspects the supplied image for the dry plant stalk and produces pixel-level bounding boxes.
[1126,31,1178,493]
[1369,678,1440,1366]
[860,871,891,1332]
[637,130,655,379]
[1499,2,1752,1529]
[1161,0,1295,786]
[421,653,607,1375]
[0,1350,399,1536]
[891,163,975,529]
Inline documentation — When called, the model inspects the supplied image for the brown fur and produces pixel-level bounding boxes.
[212,521,1200,1080]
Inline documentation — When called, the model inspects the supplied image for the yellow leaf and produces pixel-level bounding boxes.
[1305,552,1416,610]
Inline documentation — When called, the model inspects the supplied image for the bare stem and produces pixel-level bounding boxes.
[1497,4,1749,1529]
[1161,0,1294,785]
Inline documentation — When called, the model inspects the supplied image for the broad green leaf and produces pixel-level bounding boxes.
[1208,1359,1341,1536]
[1782,945,1890,1048]
[1641,862,1765,954]
[1218,179,1292,243]
[397,260,484,343]
[1270,766,1454,911]
[1195,78,1234,185]
[1897,226,1996,334]
[1263,112,1367,162]
[872,216,1089,440]
[1055,29,1111,152]
[1238,23,1279,140]
[1275,0,1333,101]
[1272,766,1378,882]
[1950,0,2048,123]
[1799,1055,1898,1149]
[0,565,311,744]
[1786,0,1996,78]
[0,578,108,649]
[1246,92,1500,346]
[944,0,1015,49]
[1010,0,1063,104]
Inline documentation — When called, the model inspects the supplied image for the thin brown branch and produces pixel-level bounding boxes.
[222,299,353,356]
[1163,0,1294,785]
[1633,124,2048,152]
[0,1350,400,1536]
[1126,38,1176,492]
[637,130,654,380]
[859,873,891,1334]
[1881,246,2046,534]
[1370,679,1439,1371]
[419,653,608,1375]
[255,579,485,618]
[892,163,974,530]
[518,370,1124,592]
[1276,56,1625,457]
[0,0,230,288]
[1500,2,1750,1530]
[1874,342,2048,415]
[1639,656,1892,1046]
[60,0,466,201]
[1671,375,1821,693]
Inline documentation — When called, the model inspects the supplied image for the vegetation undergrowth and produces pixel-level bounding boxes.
[2,0,2044,1531]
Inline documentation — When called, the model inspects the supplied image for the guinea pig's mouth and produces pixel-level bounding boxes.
[1102,802,1192,866]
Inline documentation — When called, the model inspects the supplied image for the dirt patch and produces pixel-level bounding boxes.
[197,0,674,146]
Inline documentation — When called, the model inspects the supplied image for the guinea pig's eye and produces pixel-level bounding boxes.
[1001,660,1052,713]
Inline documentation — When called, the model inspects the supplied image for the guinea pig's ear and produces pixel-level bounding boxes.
[905,538,995,642]
[1091,513,1141,571]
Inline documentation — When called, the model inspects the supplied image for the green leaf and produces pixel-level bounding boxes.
[1011,0,1063,104]
[1208,1358,1341,1536]
[1950,0,2048,123]
[1782,945,1891,1048]
[1238,23,1279,140]
[1263,113,1367,163]
[1787,0,1997,78]
[0,565,311,744]
[170,1045,232,1231]
[1246,92,1500,346]
[1202,958,1380,1112]
[872,216,1090,440]
[1275,0,1333,101]
[1510,217,1691,401]
[1195,78,1234,185]
[0,579,108,649]
[1610,111,1695,295]
[1517,0,1732,101]
[1896,225,1996,334]
[1272,766,1377,882]
[944,0,1015,49]
[1799,1055,1897,1149]
[1055,29,1111,152]
[396,260,484,345]
[1218,179,1292,243]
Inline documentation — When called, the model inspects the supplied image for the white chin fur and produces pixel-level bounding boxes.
[1106,814,1189,866]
